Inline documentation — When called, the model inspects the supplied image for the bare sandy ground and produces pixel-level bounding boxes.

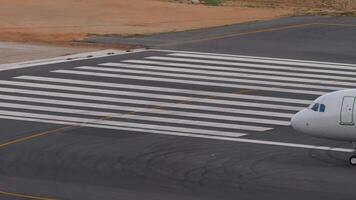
[0,0,291,43]
[0,0,291,64]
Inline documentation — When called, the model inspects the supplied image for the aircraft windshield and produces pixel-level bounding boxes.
[311,103,319,111]
[319,104,326,112]
[310,103,326,112]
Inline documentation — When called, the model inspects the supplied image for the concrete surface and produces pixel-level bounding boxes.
[0,42,101,64]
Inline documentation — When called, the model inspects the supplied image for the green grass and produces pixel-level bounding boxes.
[202,0,221,6]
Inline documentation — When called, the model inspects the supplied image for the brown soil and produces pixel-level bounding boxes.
[0,0,291,44]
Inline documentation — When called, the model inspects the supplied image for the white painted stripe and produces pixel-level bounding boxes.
[16,76,313,105]
[78,66,345,91]
[54,69,326,95]
[0,110,249,137]
[198,135,354,153]
[0,113,351,153]
[0,114,244,138]
[0,94,278,129]
[0,115,76,126]
[0,87,294,118]
[0,80,304,111]
[123,60,356,82]
[154,49,356,68]
[102,62,356,88]
[170,53,356,71]
[147,56,356,76]
[0,102,272,133]
[0,110,247,138]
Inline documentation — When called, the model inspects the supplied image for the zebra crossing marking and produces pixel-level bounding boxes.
[16,76,312,104]
[100,62,356,88]
[0,110,252,137]
[4,50,356,141]
[0,87,295,118]
[146,56,356,76]
[53,69,326,95]
[168,53,356,71]
[118,60,356,84]
[0,80,304,111]
[77,66,348,91]
[0,93,287,128]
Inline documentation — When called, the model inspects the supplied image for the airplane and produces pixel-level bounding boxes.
[291,89,356,165]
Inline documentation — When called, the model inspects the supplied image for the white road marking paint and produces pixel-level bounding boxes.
[0,94,279,129]
[101,62,356,88]
[0,87,294,118]
[0,102,273,132]
[16,76,313,105]
[54,69,326,95]
[0,114,352,153]
[1,49,353,152]
[77,66,344,91]
[153,49,356,68]
[0,114,246,138]
[0,110,252,136]
[0,80,304,111]
[170,53,356,71]
[121,60,356,83]
[195,135,354,153]
[147,56,356,76]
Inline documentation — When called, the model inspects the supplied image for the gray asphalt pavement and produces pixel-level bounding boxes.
[1,16,356,200]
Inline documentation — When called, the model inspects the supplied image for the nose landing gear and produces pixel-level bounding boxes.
[350,142,356,166]
[350,155,356,165]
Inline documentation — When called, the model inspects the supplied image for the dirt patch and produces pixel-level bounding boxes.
[0,0,290,44]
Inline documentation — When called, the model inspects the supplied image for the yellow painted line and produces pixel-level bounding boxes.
[160,22,317,46]
[178,100,191,104]
[0,125,75,149]
[98,116,113,120]
[127,111,137,115]
[0,115,114,149]
[0,190,55,200]
[234,89,255,95]
[153,106,161,110]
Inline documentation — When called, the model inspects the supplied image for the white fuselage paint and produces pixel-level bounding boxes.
[292,89,356,141]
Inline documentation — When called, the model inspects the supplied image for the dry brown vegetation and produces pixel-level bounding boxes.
[175,0,356,16]
[174,0,356,13]
[306,0,356,10]
[219,0,356,12]
[193,0,356,10]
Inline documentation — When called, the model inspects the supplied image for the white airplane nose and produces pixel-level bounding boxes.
[291,110,306,132]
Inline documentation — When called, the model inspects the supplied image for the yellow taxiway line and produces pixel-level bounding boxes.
[0,190,55,200]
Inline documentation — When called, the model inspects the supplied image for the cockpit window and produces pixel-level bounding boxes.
[311,103,319,111]
[319,104,326,112]
[309,103,326,112]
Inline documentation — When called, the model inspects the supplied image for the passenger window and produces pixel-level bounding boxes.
[311,103,319,111]
[319,104,326,112]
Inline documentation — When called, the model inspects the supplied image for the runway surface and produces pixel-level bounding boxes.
[1,16,356,200]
